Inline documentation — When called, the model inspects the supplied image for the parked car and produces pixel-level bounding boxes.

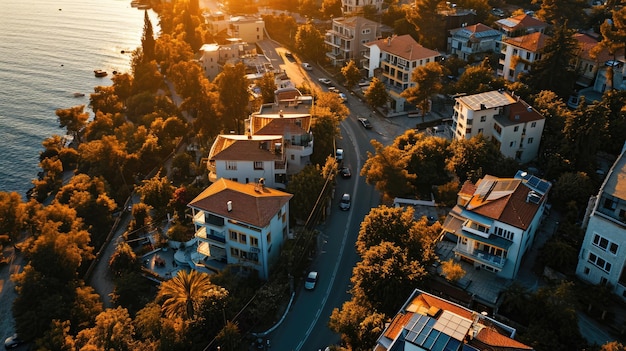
[358,117,372,129]
[339,193,351,210]
[4,334,23,349]
[328,86,338,93]
[305,271,318,290]
[338,92,347,102]
[284,51,293,59]
[301,62,313,70]
[318,77,332,85]
[340,166,351,178]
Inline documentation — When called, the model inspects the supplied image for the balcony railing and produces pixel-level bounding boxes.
[196,226,227,244]
[454,246,506,268]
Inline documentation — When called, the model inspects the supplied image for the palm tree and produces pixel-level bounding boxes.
[157,269,214,320]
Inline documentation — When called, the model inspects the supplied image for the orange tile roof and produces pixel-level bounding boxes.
[573,33,613,63]
[503,32,549,52]
[414,293,473,320]
[366,34,440,61]
[507,101,544,123]
[497,14,548,31]
[383,312,414,340]
[188,178,292,228]
[476,327,534,350]
[209,135,283,161]
[467,177,541,230]
[459,180,477,196]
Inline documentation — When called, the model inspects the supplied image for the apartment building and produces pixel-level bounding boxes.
[453,90,545,164]
[341,0,383,15]
[325,16,381,67]
[440,171,551,280]
[576,147,626,300]
[494,14,549,38]
[364,35,441,112]
[189,178,292,280]
[498,32,549,82]
[448,23,502,61]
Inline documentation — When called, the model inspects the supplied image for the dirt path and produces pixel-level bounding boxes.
[0,248,22,342]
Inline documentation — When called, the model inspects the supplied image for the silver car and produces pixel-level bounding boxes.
[339,193,351,210]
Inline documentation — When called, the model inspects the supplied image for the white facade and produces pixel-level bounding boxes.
[453,90,545,164]
[208,135,288,189]
[498,32,549,82]
[189,179,292,280]
[441,171,551,279]
[576,148,626,300]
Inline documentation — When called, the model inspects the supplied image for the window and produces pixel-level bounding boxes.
[254,161,264,170]
[584,267,590,274]
[588,252,612,272]
[514,126,519,132]
[362,29,371,35]
[478,128,483,134]
[480,116,486,122]
[593,234,619,254]
[510,141,516,147]
[513,48,518,55]
[494,123,502,134]
[230,247,239,257]
[239,233,247,244]
[267,232,272,244]
[226,161,237,170]
[251,237,259,247]
[494,227,514,241]
[531,121,536,128]
[230,231,238,240]
[526,52,531,60]
[527,137,534,144]
[290,155,295,160]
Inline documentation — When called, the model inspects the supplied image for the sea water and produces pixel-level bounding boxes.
[0,0,158,197]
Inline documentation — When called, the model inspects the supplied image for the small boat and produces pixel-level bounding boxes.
[73,92,85,97]
[94,70,108,77]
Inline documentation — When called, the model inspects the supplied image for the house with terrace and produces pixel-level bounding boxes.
[325,16,381,67]
[188,178,292,280]
[447,23,503,62]
[452,90,545,164]
[494,14,549,38]
[364,35,441,112]
[373,288,534,351]
[440,170,551,280]
[576,146,626,301]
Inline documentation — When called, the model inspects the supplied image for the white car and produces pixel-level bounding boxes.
[335,148,344,161]
[339,193,351,210]
[318,77,331,85]
[302,62,313,71]
[338,92,347,102]
[305,271,318,290]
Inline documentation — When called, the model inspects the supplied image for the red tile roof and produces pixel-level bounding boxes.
[188,178,292,228]
[476,327,534,350]
[503,32,549,52]
[497,14,549,31]
[383,312,414,340]
[366,34,440,61]
[507,101,544,123]
[573,33,614,63]
[209,135,283,161]
[250,114,311,135]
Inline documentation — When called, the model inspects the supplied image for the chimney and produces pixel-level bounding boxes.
[387,36,391,46]
[227,200,233,212]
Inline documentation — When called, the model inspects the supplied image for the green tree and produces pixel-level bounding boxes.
[364,77,389,108]
[56,105,90,144]
[75,307,136,351]
[551,172,596,210]
[157,270,224,321]
[258,72,277,104]
[441,259,466,283]
[446,134,517,183]
[352,241,427,315]
[0,191,26,244]
[361,139,415,200]
[137,172,175,221]
[295,22,326,63]
[560,102,606,174]
[215,63,249,134]
[401,62,443,122]
[454,64,502,95]
[71,285,104,333]
[109,241,140,278]
[141,10,156,62]
[321,0,342,19]
[286,164,327,221]
[35,320,76,351]
[533,0,586,27]
[215,321,242,351]
[407,0,447,50]
[396,131,451,194]
[356,205,416,256]
[341,60,362,89]
[524,24,579,98]
[310,113,340,166]
[329,299,385,351]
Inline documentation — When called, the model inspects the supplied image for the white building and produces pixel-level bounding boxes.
[325,16,381,67]
[576,147,626,300]
[448,23,503,61]
[189,178,292,280]
[364,35,441,112]
[498,32,549,82]
[440,171,551,280]
[207,134,287,189]
[453,90,545,164]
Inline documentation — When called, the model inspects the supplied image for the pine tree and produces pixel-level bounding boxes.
[141,10,155,63]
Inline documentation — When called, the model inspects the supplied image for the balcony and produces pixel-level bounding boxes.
[454,246,507,269]
[462,220,490,238]
[195,226,227,244]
